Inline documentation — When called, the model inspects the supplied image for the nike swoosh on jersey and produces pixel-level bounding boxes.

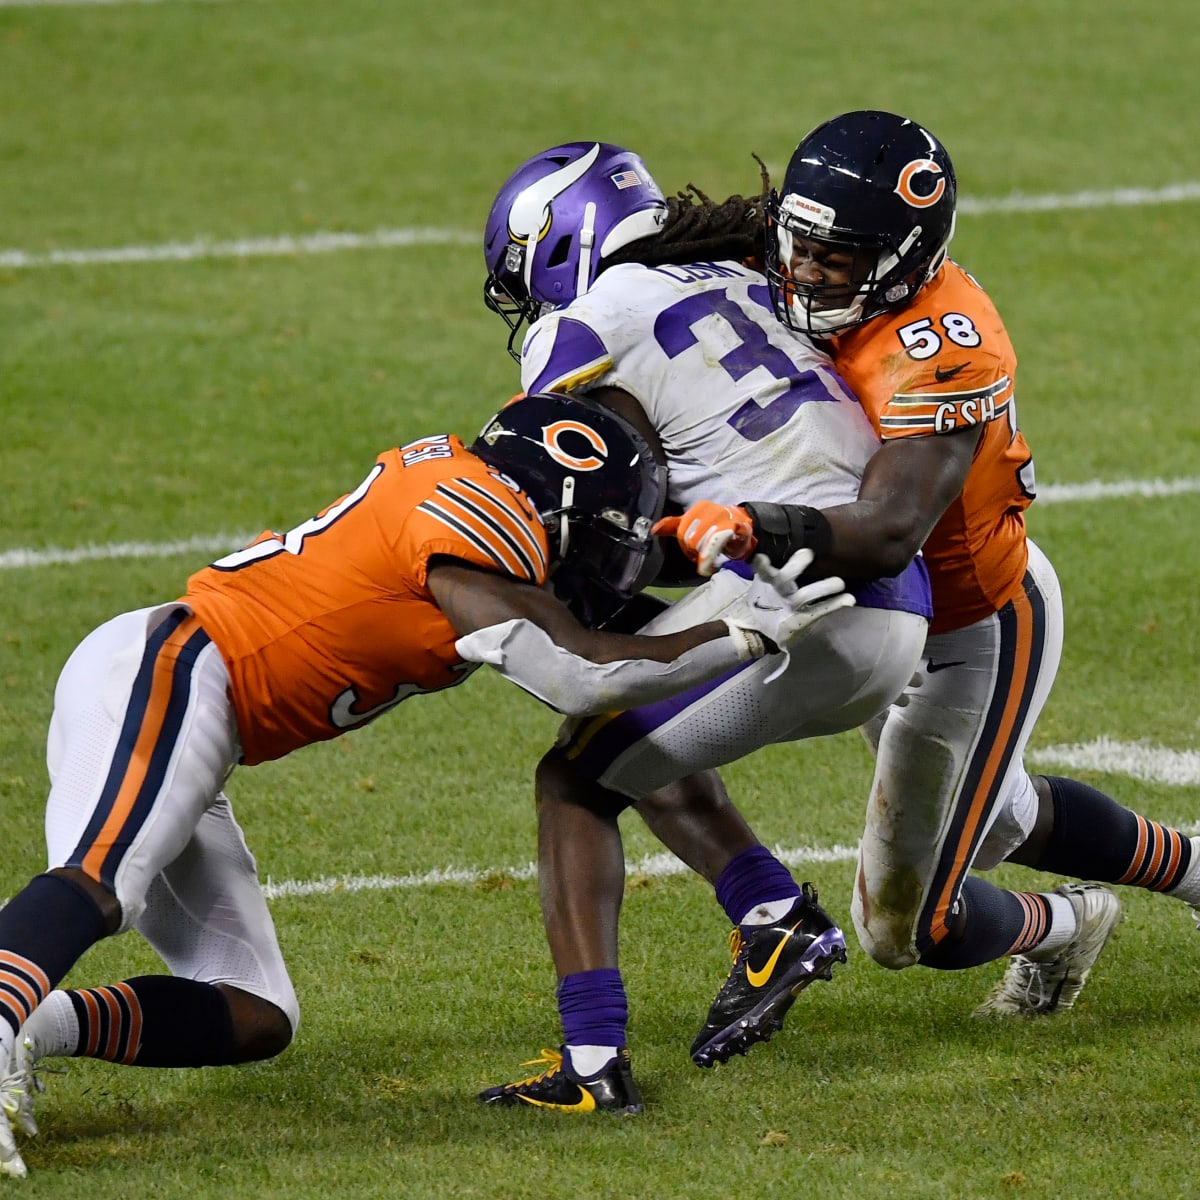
[926,659,966,673]
[517,1087,597,1113]
[934,362,970,382]
[745,925,798,988]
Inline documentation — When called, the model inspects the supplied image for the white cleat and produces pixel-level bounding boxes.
[973,883,1121,1017]
[0,1104,26,1179]
[0,1036,43,1179]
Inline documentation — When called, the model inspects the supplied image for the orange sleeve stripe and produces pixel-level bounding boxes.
[879,378,1012,438]
[418,480,547,583]
[449,479,548,576]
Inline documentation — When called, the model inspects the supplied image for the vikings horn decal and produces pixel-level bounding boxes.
[506,143,603,245]
[542,420,608,471]
[894,158,947,209]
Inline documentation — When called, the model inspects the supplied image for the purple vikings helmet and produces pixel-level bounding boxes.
[484,142,668,358]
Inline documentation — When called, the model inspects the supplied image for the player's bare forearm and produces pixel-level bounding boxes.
[818,428,980,579]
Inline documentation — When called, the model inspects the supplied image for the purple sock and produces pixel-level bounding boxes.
[715,845,802,927]
[556,969,628,1048]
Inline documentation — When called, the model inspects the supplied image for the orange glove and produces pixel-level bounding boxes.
[652,500,757,576]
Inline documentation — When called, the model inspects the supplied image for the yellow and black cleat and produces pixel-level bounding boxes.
[478,1046,643,1114]
[691,882,847,1068]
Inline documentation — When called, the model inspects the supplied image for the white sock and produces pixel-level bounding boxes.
[565,1044,617,1076]
[21,992,79,1059]
[1166,837,1200,904]
[1026,893,1077,959]
[738,897,797,927]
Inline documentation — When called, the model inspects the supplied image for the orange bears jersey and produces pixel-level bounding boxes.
[182,435,549,766]
[831,260,1035,634]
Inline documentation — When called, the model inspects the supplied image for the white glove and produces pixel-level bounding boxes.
[722,548,855,680]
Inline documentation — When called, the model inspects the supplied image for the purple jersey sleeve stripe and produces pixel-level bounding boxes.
[525,316,614,395]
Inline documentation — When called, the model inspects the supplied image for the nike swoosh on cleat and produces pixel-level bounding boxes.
[934,362,970,382]
[517,1088,596,1113]
[926,659,966,673]
[745,925,798,988]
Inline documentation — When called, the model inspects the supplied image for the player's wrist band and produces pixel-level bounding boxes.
[722,621,767,661]
[741,502,833,567]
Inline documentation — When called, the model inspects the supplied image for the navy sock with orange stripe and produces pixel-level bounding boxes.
[0,873,109,1052]
[919,877,1052,969]
[61,976,236,1067]
[1034,775,1194,890]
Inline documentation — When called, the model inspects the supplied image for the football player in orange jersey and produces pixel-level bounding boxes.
[0,392,855,1175]
[653,111,1200,1038]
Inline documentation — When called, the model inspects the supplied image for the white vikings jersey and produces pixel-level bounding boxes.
[520,260,878,513]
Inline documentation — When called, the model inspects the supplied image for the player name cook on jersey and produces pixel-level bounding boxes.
[183,435,549,765]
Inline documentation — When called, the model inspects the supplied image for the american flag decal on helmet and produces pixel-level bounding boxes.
[610,170,643,190]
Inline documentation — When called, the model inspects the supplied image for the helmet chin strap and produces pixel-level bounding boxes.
[576,202,597,299]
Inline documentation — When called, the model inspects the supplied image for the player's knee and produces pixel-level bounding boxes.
[535,748,631,819]
[218,985,296,1063]
[851,892,919,970]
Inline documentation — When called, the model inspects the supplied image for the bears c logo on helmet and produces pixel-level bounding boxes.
[542,420,607,471]
[894,158,946,209]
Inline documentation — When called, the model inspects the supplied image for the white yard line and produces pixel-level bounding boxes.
[0,533,253,570]
[2,182,1198,270]
[261,843,861,900]
[4,755,1194,905]
[266,773,1200,901]
[1030,738,1200,788]
[0,0,234,7]
[262,737,1200,901]
[5,475,1199,571]
[1037,477,1200,503]
[0,228,473,269]
[958,181,1200,215]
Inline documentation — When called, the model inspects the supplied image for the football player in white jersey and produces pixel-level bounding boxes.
[477,142,932,1110]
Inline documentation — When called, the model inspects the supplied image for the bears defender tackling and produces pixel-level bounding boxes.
[0,392,853,1173]
[654,110,1200,1030]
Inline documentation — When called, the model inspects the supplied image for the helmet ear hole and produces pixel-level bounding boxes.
[546,235,573,269]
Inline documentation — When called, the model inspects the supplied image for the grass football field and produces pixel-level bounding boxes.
[1,1,1199,1196]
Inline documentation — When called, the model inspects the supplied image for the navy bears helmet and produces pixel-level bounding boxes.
[472,392,666,625]
[766,110,958,337]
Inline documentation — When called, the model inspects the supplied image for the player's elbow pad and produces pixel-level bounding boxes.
[454,618,745,716]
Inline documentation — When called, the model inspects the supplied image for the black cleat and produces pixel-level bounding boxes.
[691,883,847,1068]
[478,1046,643,1114]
